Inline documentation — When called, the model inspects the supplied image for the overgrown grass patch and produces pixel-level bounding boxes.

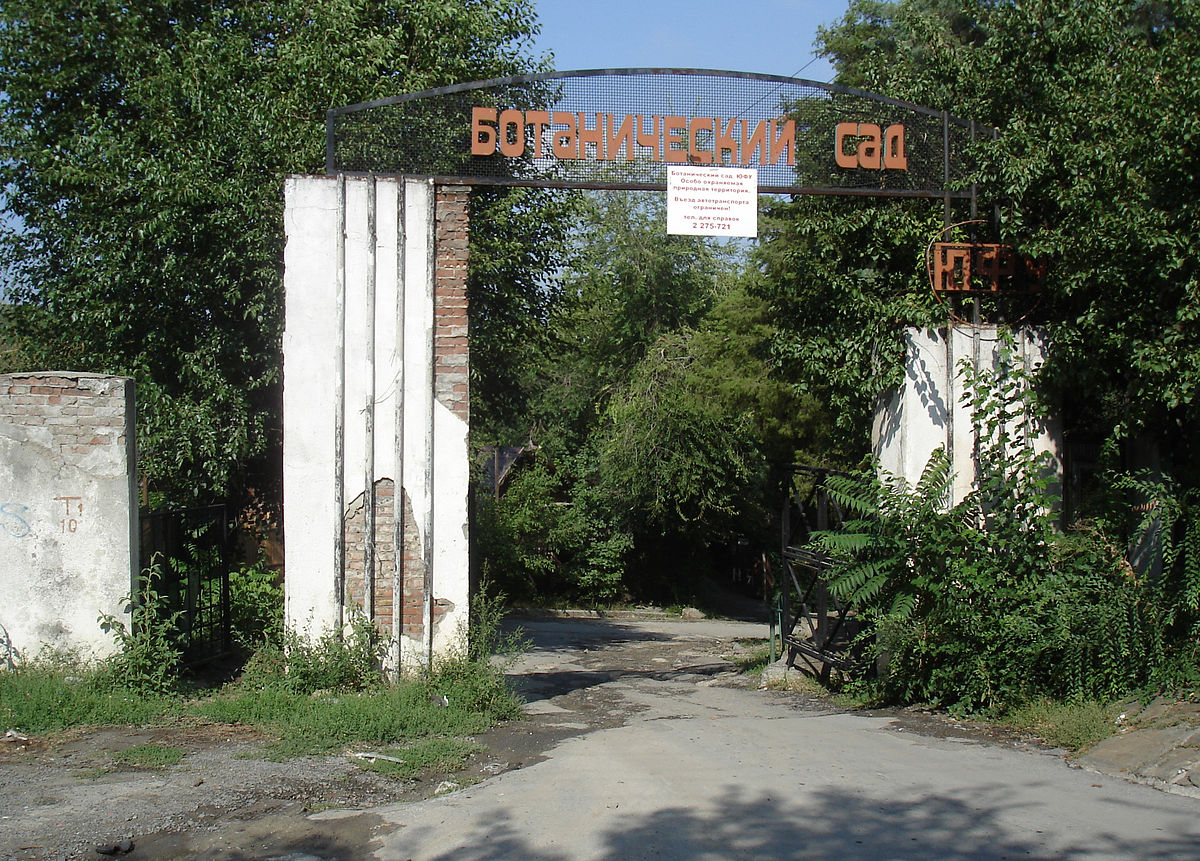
[0,665,177,734]
[351,737,485,780]
[1002,698,1119,752]
[189,647,523,760]
[194,682,502,759]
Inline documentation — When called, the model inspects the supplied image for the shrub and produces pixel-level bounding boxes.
[237,613,382,695]
[229,557,284,649]
[816,337,1167,713]
[97,564,184,695]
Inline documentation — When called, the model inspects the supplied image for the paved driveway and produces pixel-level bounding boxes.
[362,616,1200,860]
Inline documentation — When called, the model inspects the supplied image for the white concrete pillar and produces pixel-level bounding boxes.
[873,326,1060,504]
[283,175,470,672]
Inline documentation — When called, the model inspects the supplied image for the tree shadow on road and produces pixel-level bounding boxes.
[395,782,1199,861]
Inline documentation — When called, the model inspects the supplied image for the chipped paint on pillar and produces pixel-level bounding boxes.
[283,176,471,671]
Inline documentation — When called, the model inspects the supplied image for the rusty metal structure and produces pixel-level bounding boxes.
[778,466,865,678]
[927,219,1045,325]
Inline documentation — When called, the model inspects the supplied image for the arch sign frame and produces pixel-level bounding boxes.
[284,70,997,672]
[326,67,989,201]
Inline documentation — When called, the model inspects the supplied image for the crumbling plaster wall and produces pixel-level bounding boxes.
[282,176,470,672]
[0,372,138,661]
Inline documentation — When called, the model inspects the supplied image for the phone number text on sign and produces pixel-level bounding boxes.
[666,167,758,238]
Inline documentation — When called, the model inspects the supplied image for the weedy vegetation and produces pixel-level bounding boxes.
[811,342,1200,730]
[0,571,525,778]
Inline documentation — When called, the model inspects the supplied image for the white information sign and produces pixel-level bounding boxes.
[666,166,758,237]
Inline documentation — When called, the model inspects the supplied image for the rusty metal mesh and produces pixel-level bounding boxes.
[327,69,982,197]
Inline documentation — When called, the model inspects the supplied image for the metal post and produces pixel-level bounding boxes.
[779,473,791,660]
[422,179,437,670]
[392,180,407,674]
[334,175,347,634]
[942,114,956,487]
[970,120,981,330]
[815,474,829,648]
[942,111,952,230]
[364,177,377,627]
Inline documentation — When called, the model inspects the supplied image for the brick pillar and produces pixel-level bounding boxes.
[435,184,470,420]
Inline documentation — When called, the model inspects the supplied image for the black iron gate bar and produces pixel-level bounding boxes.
[326,68,990,199]
[138,503,232,666]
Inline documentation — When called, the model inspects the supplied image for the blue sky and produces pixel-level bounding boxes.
[531,0,848,82]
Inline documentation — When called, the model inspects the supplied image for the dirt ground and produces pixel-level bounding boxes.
[0,614,1173,861]
[0,622,759,860]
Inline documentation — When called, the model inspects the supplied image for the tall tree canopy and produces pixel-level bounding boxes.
[0,0,544,502]
[479,192,827,603]
[760,0,1200,479]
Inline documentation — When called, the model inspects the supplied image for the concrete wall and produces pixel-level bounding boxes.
[0,373,138,661]
[282,176,471,673]
[873,327,1060,504]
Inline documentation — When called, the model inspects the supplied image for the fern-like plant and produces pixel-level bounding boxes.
[808,332,1159,712]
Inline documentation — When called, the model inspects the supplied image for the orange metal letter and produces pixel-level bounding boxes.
[663,116,688,163]
[743,120,769,165]
[933,244,973,291]
[609,113,635,161]
[714,118,739,165]
[835,122,858,169]
[472,107,498,156]
[579,113,606,160]
[526,111,550,158]
[498,109,525,158]
[552,111,579,159]
[636,115,661,161]
[856,124,882,169]
[883,124,907,170]
[688,117,714,164]
[768,119,796,166]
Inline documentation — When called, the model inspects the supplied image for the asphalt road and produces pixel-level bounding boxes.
[357,617,1200,860]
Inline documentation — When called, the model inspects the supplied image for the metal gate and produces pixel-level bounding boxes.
[138,504,232,666]
[779,466,865,680]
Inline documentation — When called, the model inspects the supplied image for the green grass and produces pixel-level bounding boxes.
[114,743,185,769]
[0,640,523,768]
[724,639,773,674]
[0,665,177,733]
[351,737,485,780]
[194,679,507,759]
[1002,698,1119,752]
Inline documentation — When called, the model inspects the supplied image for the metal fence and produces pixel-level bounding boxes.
[779,465,866,680]
[138,504,232,666]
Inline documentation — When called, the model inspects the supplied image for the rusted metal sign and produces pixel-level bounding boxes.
[929,241,1044,295]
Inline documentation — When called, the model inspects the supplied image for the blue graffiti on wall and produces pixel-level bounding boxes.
[1,503,31,538]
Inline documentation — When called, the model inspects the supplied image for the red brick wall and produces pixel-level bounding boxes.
[2,373,132,456]
[435,185,470,419]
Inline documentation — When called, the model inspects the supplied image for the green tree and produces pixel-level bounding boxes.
[755,196,942,458]
[795,0,1200,479]
[0,0,543,502]
[480,191,831,603]
[468,185,579,442]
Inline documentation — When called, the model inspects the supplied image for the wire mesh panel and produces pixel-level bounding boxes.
[328,69,985,197]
